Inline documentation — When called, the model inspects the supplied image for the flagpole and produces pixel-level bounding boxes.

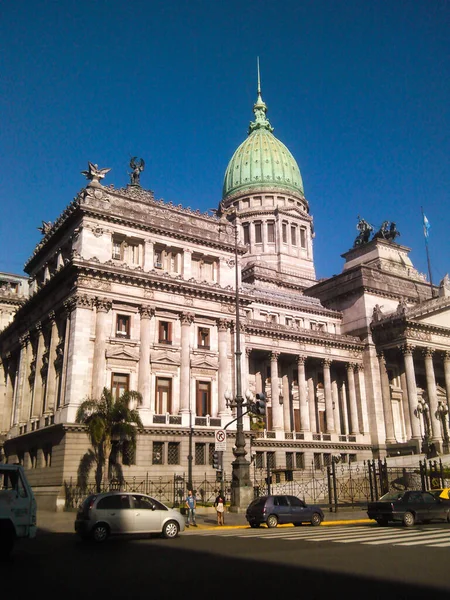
[421,206,434,297]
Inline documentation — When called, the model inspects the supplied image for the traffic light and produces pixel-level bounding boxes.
[212,451,220,469]
[254,392,266,415]
[215,470,223,482]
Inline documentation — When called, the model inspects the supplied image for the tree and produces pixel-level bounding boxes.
[76,387,143,492]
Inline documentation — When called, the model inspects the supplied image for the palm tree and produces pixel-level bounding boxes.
[76,387,143,492]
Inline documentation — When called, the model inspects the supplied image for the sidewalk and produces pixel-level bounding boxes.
[37,507,371,534]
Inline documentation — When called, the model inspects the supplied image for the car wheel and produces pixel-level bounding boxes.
[266,514,278,528]
[162,520,180,539]
[310,513,322,526]
[376,518,388,527]
[402,511,415,527]
[92,523,110,543]
[250,523,261,528]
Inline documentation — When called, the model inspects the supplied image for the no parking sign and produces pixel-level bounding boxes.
[215,429,227,451]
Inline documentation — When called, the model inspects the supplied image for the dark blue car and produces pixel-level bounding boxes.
[245,494,324,528]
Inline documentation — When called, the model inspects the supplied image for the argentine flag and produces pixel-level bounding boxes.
[423,214,430,239]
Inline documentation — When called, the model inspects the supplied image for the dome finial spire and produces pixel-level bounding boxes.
[249,57,273,133]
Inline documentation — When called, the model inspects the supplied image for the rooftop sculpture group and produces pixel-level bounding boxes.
[354,216,400,247]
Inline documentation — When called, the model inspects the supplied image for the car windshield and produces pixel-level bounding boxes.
[248,498,266,509]
[428,489,444,498]
[378,492,406,501]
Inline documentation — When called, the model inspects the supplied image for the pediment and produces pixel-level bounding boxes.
[151,349,181,365]
[407,297,450,329]
[106,345,139,361]
[191,355,218,370]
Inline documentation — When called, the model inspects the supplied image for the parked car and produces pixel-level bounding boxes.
[245,495,324,528]
[427,488,450,500]
[367,490,450,527]
[75,491,185,542]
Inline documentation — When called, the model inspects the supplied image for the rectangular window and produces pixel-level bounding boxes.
[111,373,129,399]
[208,444,215,466]
[155,377,172,414]
[129,243,140,265]
[158,321,172,344]
[116,315,130,338]
[255,451,264,469]
[300,227,306,248]
[112,240,123,260]
[243,223,250,245]
[168,442,180,465]
[195,443,206,465]
[295,452,305,469]
[324,453,332,467]
[254,222,262,243]
[154,250,163,269]
[267,451,276,469]
[349,454,357,463]
[122,440,136,465]
[286,452,293,470]
[291,225,297,246]
[267,222,275,243]
[196,381,211,416]
[282,222,288,244]
[152,442,163,465]
[197,327,210,349]
[313,453,322,469]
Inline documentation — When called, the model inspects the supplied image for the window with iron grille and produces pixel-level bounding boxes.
[168,442,180,465]
[324,453,332,467]
[152,442,164,465]
[255,452,264,469]
[122,440,136,466]
[208,444,215,466]
[267,451,275,469]
[195,443,206,465]
[349,453,357,463]
[295,452,305,469]
[286,452,293,470]
[313,453,322,469]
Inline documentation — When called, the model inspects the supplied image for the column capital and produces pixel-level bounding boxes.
[95,298,112,313]
[401,344,415,357]
[65,294,95,312]
[423,347,434,359]
[355,363,364,373]
[245,347,252,357]
[444,351,450,363]
[180,312,194,325]
[35,321,43,333]
[297,355,306,365]
[322,358,332,368]
[48,310,56,322]
[270,351,280,361]
[217,318,230,332]
[346,362,356,372]
[19,333,30,348]
[139,305,155,319]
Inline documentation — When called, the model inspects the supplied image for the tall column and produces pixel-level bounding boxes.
[340,381,349,435]
[423,348,441,443]
[402,345,421,439]
[31,323,45,418]
[138,306,154,411]
[58,307,71,409]
[377,352,396,443]
[18,334,33,423]
[179,312,193,413]
[322,359,335,433]
[307,376,316,432]
[91,300,111,399]
[270,352,283,430]
[44,313,59,413]
[13,337,28,425]
[356,364,370,434]
[400,369,411,441]
[282,372,291,432]
[297,355,310,431]
[346,363,359,435]
[1,355,15,431]
[444,352,450,407]
[217,319,230,415]
[332,379,341,434]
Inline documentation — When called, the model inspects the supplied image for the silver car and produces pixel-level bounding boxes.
[75,491,185,542]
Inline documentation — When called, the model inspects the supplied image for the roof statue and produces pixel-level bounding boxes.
[129,157,145,186]
[81,162,111,187]
[353,216,373,247]
[37,221,52,235]
[374,220,401,242]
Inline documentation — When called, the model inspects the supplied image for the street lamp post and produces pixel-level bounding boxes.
[224,218,254,512]
[437,401,449,448]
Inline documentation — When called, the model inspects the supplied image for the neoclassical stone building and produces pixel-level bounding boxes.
[1,80,449,509]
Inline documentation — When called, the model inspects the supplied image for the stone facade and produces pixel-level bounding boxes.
[1,84,449,510]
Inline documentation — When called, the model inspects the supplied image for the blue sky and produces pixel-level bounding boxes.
[1,0,449,286]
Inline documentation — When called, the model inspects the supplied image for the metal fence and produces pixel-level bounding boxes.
[64,459,450,511]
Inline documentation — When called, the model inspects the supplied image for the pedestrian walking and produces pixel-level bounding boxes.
[214,491,225,526]
[185,489,197,527]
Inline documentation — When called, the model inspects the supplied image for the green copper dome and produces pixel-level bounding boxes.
[222,70,304,201]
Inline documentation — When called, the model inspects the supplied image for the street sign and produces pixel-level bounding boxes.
[215,429,227,451]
